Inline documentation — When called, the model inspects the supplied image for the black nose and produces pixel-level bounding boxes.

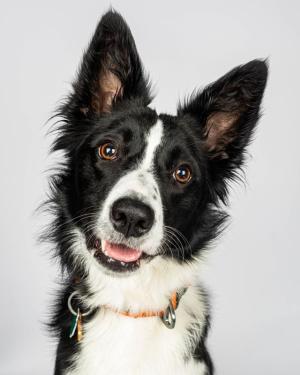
[110,198,155,238]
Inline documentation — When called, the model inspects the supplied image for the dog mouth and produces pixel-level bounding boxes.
[91,238,152,272]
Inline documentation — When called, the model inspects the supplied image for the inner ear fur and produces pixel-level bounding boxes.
[91,69,123,113]
[204,111,239,157]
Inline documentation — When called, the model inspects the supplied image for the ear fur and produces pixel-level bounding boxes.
[179,59,268,159]
[68,10,152,117]
[178,59,268,200]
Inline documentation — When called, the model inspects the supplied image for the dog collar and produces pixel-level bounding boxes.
[68,288,188,341]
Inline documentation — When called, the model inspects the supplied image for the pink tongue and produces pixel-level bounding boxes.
[102,240,142,263]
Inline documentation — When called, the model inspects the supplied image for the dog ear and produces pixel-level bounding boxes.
[70,10,151,116]
[178,60,268,199]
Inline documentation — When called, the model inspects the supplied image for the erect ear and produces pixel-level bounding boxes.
[70,10,151,116]
[178,60,268,161]
[178,60,268,201]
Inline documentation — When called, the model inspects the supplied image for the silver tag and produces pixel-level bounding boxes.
[162,302,176,329]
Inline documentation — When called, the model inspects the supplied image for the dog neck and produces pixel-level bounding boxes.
[71,229,201,313]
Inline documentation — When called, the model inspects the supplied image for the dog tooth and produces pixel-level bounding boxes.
[121,261,125,266]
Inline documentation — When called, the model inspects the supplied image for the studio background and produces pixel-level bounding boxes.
[1,1,299,374]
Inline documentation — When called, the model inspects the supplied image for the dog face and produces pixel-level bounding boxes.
[51,11,267,277]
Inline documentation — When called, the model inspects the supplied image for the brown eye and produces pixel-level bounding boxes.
[98,142,118,160]
[173,164,192,184]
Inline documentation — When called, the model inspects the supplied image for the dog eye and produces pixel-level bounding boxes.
[173,164,192,184]
[98,142,118,160]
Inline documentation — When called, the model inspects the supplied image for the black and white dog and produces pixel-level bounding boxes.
[46,10,268,375]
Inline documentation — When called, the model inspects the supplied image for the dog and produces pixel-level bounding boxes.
[46,9,268,375]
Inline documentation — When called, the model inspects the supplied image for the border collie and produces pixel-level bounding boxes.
[46,10,268,375]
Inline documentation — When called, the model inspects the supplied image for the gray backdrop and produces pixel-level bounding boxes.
[1,1,299,374]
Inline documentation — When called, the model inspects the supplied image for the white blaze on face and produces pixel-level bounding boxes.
[97,120,164,255]
[139,119,163,170]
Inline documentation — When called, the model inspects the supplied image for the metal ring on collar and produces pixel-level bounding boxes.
[67,291,92,317]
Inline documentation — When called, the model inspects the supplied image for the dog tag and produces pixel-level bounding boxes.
[77,312,83,342]
[69,309,80,339]
[162,302,176,329]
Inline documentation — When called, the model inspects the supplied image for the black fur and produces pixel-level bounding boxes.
[44,9,268,375]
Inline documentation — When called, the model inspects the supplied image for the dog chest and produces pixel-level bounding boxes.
[66,308,207,375]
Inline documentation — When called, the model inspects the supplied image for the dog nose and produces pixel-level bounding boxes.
[110,198,154,238]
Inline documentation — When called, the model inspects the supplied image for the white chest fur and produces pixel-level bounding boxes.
[66,288,208,375]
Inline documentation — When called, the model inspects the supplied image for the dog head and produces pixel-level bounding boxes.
[49,11,267,282]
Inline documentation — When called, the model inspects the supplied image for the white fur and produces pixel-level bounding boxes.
[65,230,208,375]
[97,120,164,256]
[67,300,207,375]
